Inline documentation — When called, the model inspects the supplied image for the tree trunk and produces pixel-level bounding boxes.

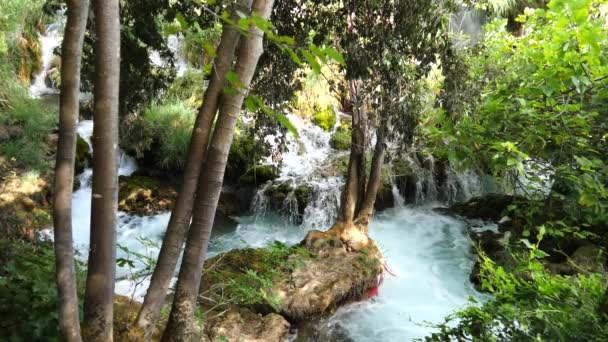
[134,1,253,338]
[161,0,275,340]
[83,0,120,339]
[52,1,89,341]
[338,79,366,223]
[356,127,387,225]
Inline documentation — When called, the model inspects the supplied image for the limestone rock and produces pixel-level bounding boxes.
[208,308,290,342]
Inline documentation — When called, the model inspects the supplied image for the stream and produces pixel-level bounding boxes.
[34,17,486,341]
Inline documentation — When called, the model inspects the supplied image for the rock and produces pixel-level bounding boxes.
[118,175,177,215]
[20,197,36,212]
[439,193,521,221]
[200,238,383,325]
[75,134,91,175]
[207,308,290,342]
[329,122,351,150]
[7,125,24,139]
[374,181,394,212]
[570,244,606,273]
[0,124,9,142]
[239,165,279,186]
[275,242,383,320]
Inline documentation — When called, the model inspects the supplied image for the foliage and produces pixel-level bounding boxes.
[429,0,608,229]
[182,22,221,69]
[425,229,608,341]
[0,0,46,84]
[0,240,85,341]
[311,107,336,131]
[166,70,207,108]
[120,100,196,171]
[0,74,56,171]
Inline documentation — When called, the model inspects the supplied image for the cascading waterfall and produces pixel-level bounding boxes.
[29,14,64,97]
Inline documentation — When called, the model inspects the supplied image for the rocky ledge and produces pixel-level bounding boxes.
[197,235,384,341]
[437,193,607,289]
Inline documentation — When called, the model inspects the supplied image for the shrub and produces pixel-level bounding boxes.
[0,240,85,341]
[426,231,608,341]
[120,100,196,172]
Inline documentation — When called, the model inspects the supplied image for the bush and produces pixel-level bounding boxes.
[225,126,272,184]
[0,240,84,341]
[426,232,608,341]
[120,100,196,172]
[311,107,336,131]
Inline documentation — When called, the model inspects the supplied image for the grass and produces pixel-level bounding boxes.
[0,72,56,172]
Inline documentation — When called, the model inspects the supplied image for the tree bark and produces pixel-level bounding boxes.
[52,1,89,341]
[338,79,366,223]
[161,0,274,339]
[356,126,387,225]
[83,0,120,339]
[134,1,253,338]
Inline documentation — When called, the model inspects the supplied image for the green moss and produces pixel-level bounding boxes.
[329,130,351,150]
[201,241,315,309]
[166,70,206,107]
[311,107,336,131]
[294,185,313,210]
[264,182,294,208]
[75,134,91,174]
[239,165,279,186]
[118,175,160,203]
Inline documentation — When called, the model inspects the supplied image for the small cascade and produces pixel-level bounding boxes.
[391,152,484,206]
[250,113,345,227]
[150,34,189,77]
[30,14,65,97]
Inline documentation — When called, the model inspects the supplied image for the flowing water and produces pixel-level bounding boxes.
[35,15,487,341]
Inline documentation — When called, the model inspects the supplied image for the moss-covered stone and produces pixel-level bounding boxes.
[75,134,91,175]
[311,108,336,131]
[295,185,313,211]
[200,237,383,322]
[329,130,351,150]
[264,182,294,210]
[118,175,177,215]
[239,165,279,186]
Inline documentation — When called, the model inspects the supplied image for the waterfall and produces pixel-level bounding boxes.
[29,14,64,97]
[150,34,189,76]
[250,113,344,228]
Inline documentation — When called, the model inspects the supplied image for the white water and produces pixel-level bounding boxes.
[29,15,64,97]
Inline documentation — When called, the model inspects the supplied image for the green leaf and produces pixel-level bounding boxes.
[302,49,321,74]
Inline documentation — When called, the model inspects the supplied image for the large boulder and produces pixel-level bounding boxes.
[75,134,91,175]
[199,238,383,326]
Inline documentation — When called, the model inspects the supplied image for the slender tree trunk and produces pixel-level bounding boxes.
[338,79,366,223]
[161,0,274,339]
[83,0,120,339]
[53,1,89,341]
[356,127,387,225]
[134,1,253,337]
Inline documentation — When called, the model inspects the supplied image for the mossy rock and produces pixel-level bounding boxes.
[239,165,279,186]
[311,108,336,131]
[329,130,351,150]
[295,185,313,211]
[264,182,294,210]
[75,134,91,175]
[118,175,177,215]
